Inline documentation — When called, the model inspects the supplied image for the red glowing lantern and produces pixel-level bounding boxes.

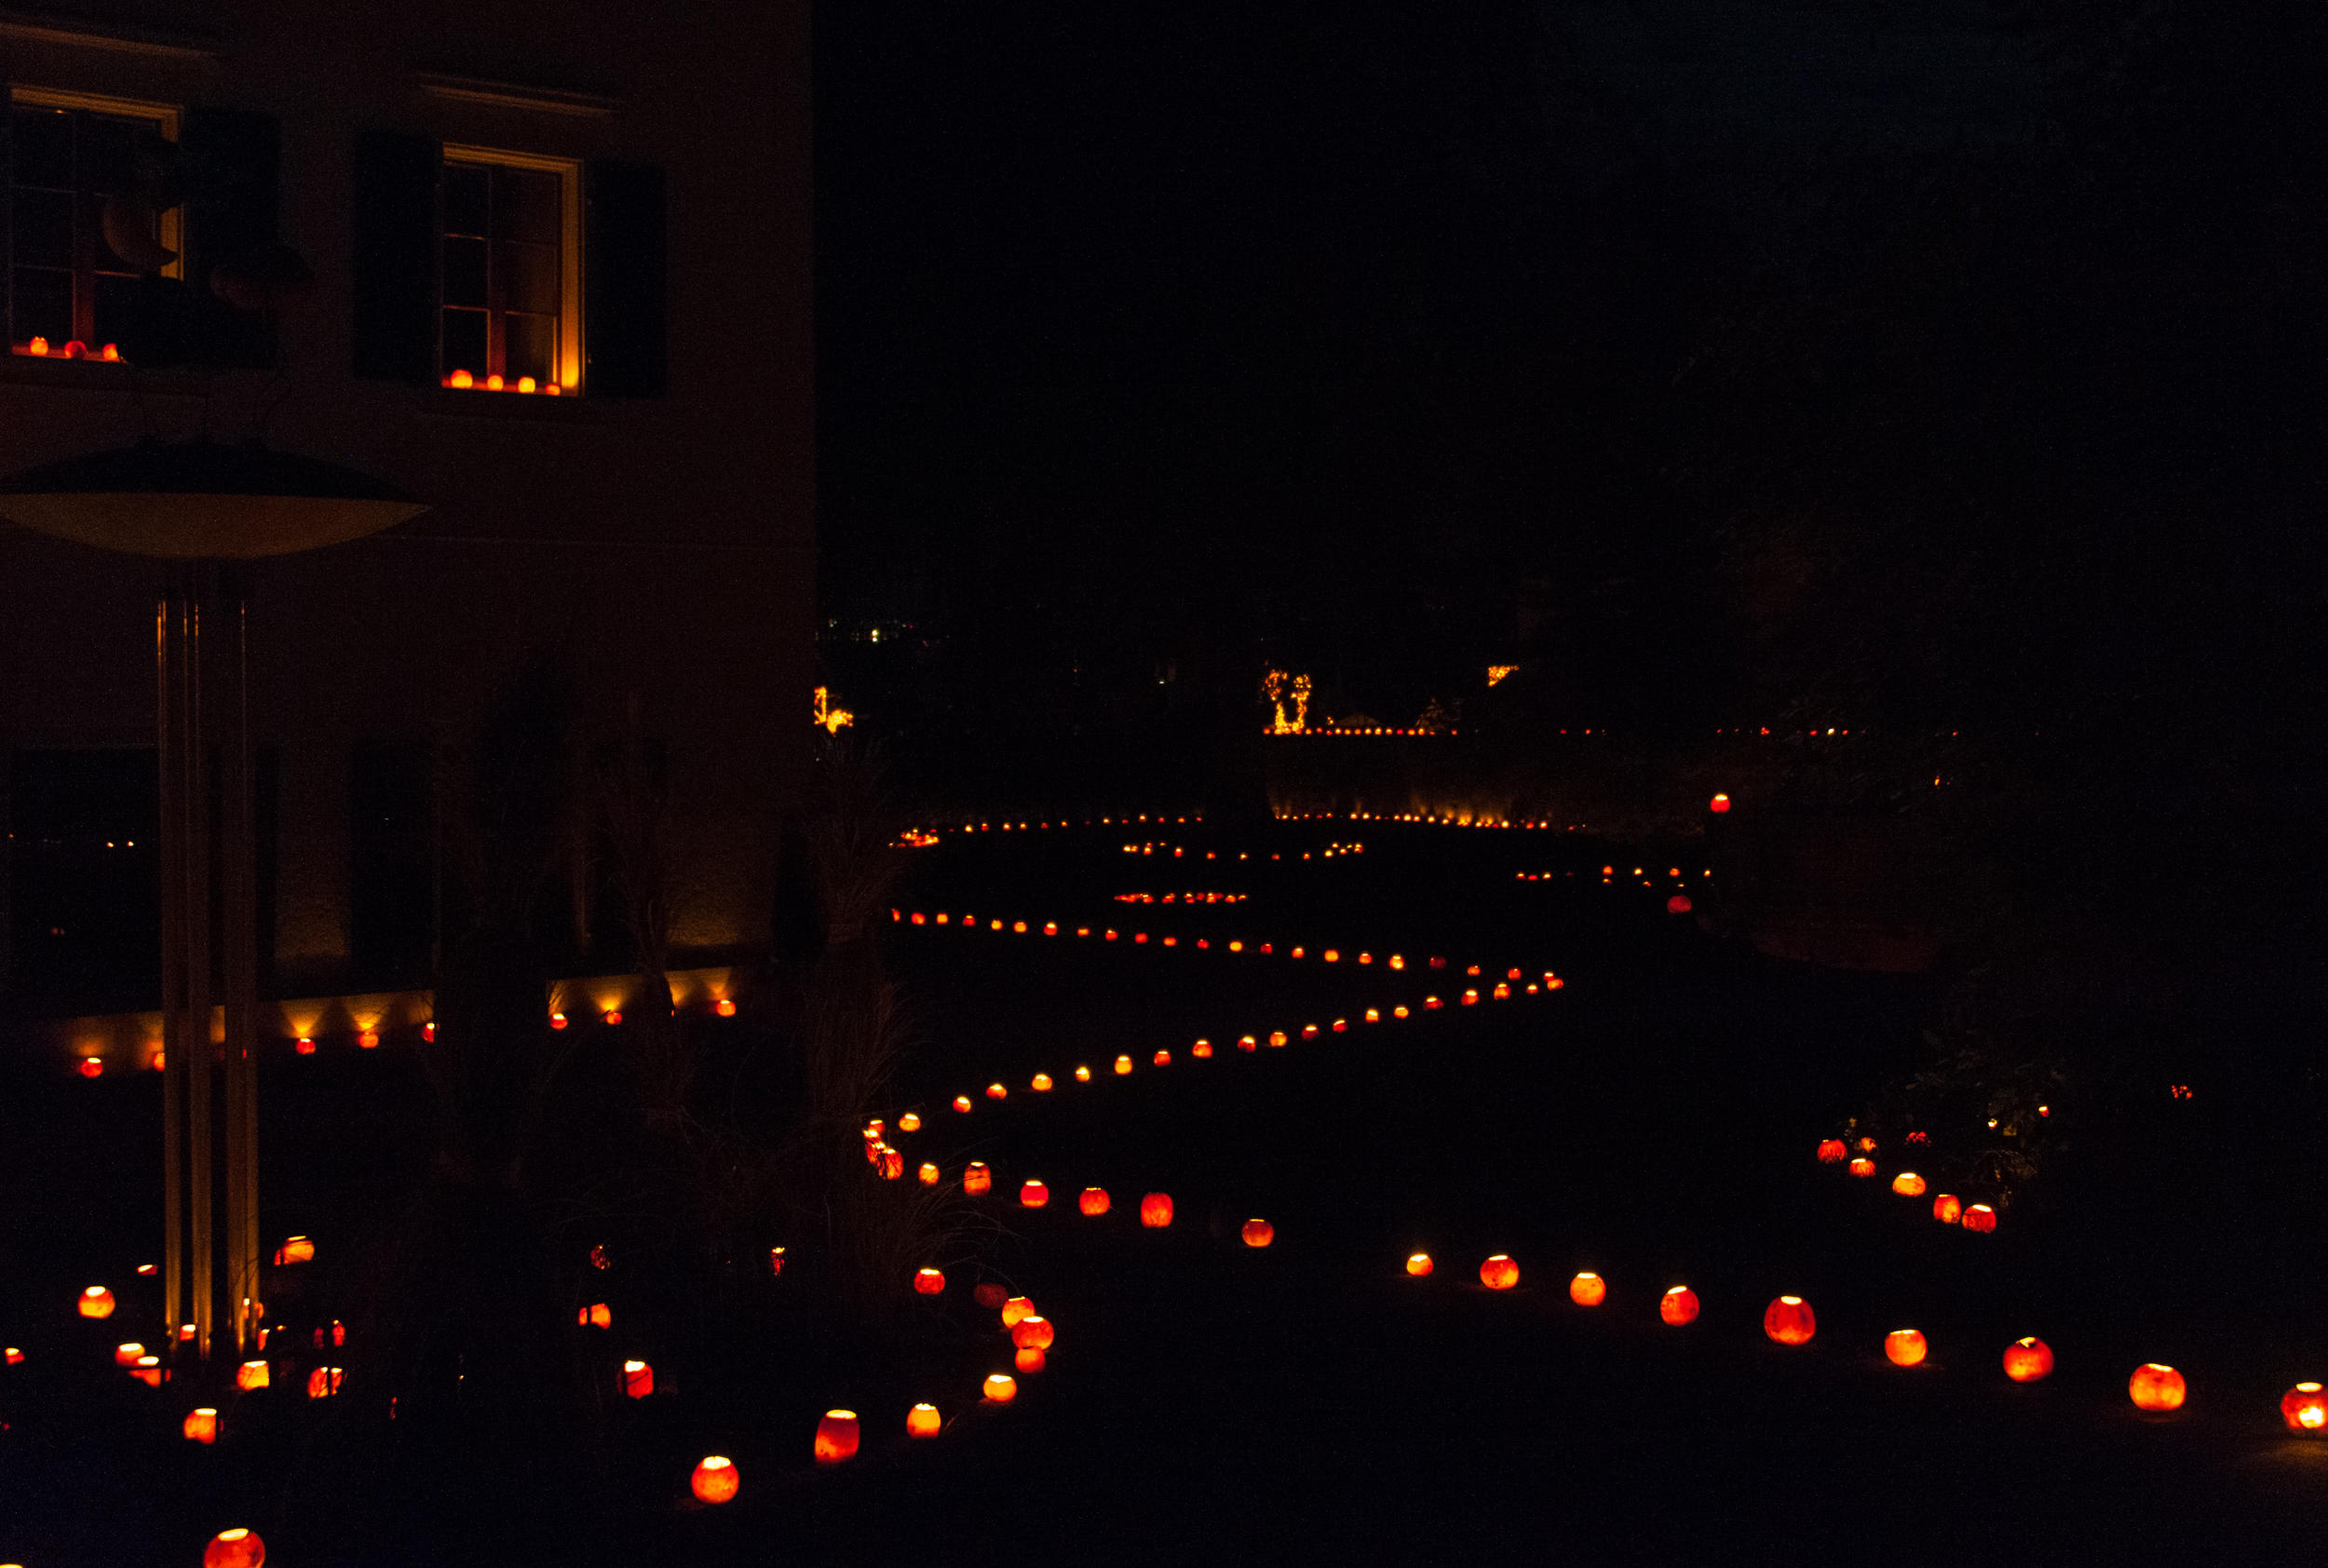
[79,1286,115,1318]
[236,1359,269,1390]
[1140,1193,1173,1228]
[974,1282,1008,1310]
[579,1302,611,1329]
[953,1095,973,1113]
[183,1407,219,1443]
[623,1359,654,1398]
[919,1161,941,1184]
[1762,1296,1816,1345]
[1848,1157,1875,1178]
[1962,1204,1997,1233]
[1710,793,1730,814]
[984,1372,1018,1404]
[2002,1338,2053,1383]
[815,1410,860,1463]
[2281,1383,2328,1432]
[692,1454,738,1504]
[879,1148,904,1180]
[1241,1218,1275,1248]
[1032,1073,1054,1091]
[1153,1048,1172,1066]
[963,1162,993,1196]
[1816,1139,1848,1164]
[1480,1255,1520,1291]
[114,1342,145,1366]
[914,1267,945,1295]
[1015,1345,1046,1373]
[1010,1315,1055,1351]
[78,1056,102,1077]
[1890,1171,1927,1197]
[714,998,738,1017]
[1569,1272,1606,1306]
[1660,1286,1700,1326]
[1192,1039,1214,1057]
[1079,1186,1110,1216]
[1666,894,1693,914]
[769,1246,787,1276]
[307,1366,343,1398]
[1886,1329,1929,1366]
[1020,1179,1050,1208]
[985,1082,1008,1101]
[907,1402,941,1438]
[1932,1193,1962,1224]
[2129,1364,2186,1412]
[203,1528,266,1568]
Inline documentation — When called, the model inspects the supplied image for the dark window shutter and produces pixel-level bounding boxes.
[352,130,440,382]
[585,160,666,398]
[179,107,280,368]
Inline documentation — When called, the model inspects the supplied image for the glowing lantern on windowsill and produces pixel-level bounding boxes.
[1885,1329,1929,1366]
[2281,1384,2327,1432]
[1661,1286,1700,1326]
[1570,1272,1605,1306]
[2003,1338,2053,1382]
[237,1359,269,1390]
[908,1402,941,1438]
[1480,1255,1520,1291]
[2129,1364,2186,1412]
[1891,1171,1927,1197]
[183,1407,218,1443]
[1763,1296,1816,1345]
[1963,1204,1997,1233]
[1020,1179,1050,1208]
[1079,1186,1110,1215]
[1932,1194,1962,1224]
[1241,1218,1275,1248]
[1816,1139,1848,1164]
[79,1286,115,1318]
[204,1528,265,1568]
[984,1373,1018,1403]
[964,1163,993,1196]
[692,1454,738,1503]
[1011,1316,1055,1351]
[815,1410,860,1463]
[1140,1193,1173,1228]
[914,1267,945,1295]
[623,1360,654,1398]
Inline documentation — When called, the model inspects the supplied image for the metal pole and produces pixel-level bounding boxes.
[221,572,261,1355]
[156,574,187,1345]
[183,570,213,1359]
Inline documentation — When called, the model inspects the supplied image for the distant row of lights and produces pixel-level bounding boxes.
[440,369,566,394]
[12,337,123,360]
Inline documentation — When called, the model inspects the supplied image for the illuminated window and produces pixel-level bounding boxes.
[437,146,580,393]
[6,88,181,358]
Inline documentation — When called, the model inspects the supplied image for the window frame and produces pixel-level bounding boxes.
[7,85,183,356]
[438,142,583,393]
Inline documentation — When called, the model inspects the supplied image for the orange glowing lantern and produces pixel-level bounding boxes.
[2002,1337,2053,1382]
[714,998,738,1018]
[919,1162,941,1185]
[1154,1049,1172,1066]
[914,1267,946,1295]
[1885,1329,1929,1367]
[237,1359,269,1390]
[2281,1384,2328,1432]
[183,1407,219,1443]
[1011,1316,1055,1351]
[1660,1286,1701,1326]
[549,1011,568,1030]
[1962,1204,1997,1233]
[898,1111,920,1131]
[79,1286,115,1318]
[1032,1073,1054,1091]
[1480,1255,1520,1291]
[1763,1296,1816,1345]
[1241,1218,1275,1248]
[985,1082,1008,1101]
[1000,1296,1035,1327]
[1710,793,1730,813]
[1570,1272,1606,1306]
[815,1410,860,1463]
[964,1162,993,1196]
[907,1402,941,1438]
[984,1373,1018,1404]
[974,1283,1008,1310]
[770,1247,787,1277]
[1140,1193,1173,1228]
[579,1303,612,1329]
[1816,1139,1848,1164]
[623,1359,654,1399]
[1020,1179,1050,1208]
[307,1366,343,1398]
[1115,1055,1134,1075]
[132,1355,163,1386]
[1075,1065,1092,1081]
[1932,1194,1962,1224]
[692,1454,738,1504]
[954,1095,973,1113]
[114,1343,145,1366]
[1891,1171,1927,1197]
[2129,1364,2186,1412]
[203,1528,266,1568]
[1193,1038,1214,1057]
[1848,1157,1875,1178]
[879,1147,905,1180]
[1079,1186,1111,1215]
[1015,1346,1046,1373]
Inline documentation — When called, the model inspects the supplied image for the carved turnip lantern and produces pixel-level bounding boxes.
[2281,1384,2327,1432]
[1891,1172,1927,1196]
[1075,1065,1093,1081]
[1141,1193,1173,1228]
[1193,1039,1214,1057]
[1153,1049,1171,1066]
[236,1358,270,1390]
[692,1454,738,1504]
[2129,1364,2186,1412]
[623,1360,654,1399]
[1886,1329,1929,1367]
[815,1410,860,1463]
[1848,1157,1875,1178]
[274,1236,316,1264]
[907,1402,941,1438]
[2002,1338,2054,1383]
[974,1283,1009,1310]
[914,1267,945,1295]
[985,1082,1008,1101]
[579,1303,612,1329]
[899,1112,921,1131]
[1079,1186,1111,1216]
[132,1355,163,1386]
[983,1373,1018,1404]
[1963,1204,1997,1233]
[1932,1194,1962,1224]
[1816,1139,1848,1164]
[954,1095,973,1114]
[1710,793,1730,813]
[1015,1346,1046,1373]
[1661,1286,1701,1326]
[1011,1316,1055,1351]
[1406,1253,1434,1277]
[919,1162,941,1185]
[1242,1219,1275,1248]
[1001,1297,1035,1328]
[770,1247,788,1277]
[203,1529,265,1568]
[1763,1296,1816,1345]
[307,1367,343,1398]
[1480,1255,1520,1291]
[964,1163,993,1196]
[114,1342,145,1366]
[1857,1137,1876,1153]
[78,1286,115,1318]
[1032,1074,1053,1092]
[1115,1055,1134,1075]
[183,1407,219,1443]
[1020,1179,1050,1208]
[1570,1272,1606,1306]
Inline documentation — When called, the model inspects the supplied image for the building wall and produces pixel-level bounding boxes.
[0,0,813,1004]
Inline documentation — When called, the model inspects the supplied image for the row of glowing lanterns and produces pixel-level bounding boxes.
[1122,842,1363,860]
[440,369,565,394]
[1816,1135,2026,1232]
[12,337,124,360]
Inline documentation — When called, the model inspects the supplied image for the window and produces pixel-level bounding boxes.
[5,749,160,1012]
[6,87,180,360]
[438,145,580,393]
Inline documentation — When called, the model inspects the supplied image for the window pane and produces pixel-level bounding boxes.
[440,307,487,379]
[500,239,558,315]
[92,273,141,348]
[441,163,490,236]
[12,268,73,344]
[504,311,554,385]
[12,188,75,268]
[495,169,559,245]
[79,116,138,195]
[11,108,74,189]
[441,235,487,308]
